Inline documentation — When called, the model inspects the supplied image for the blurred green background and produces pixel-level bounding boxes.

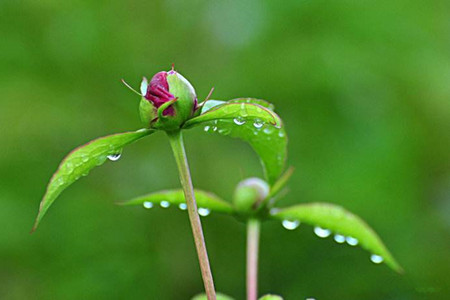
[1,0,449,299]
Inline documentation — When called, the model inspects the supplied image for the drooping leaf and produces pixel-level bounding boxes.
[186,100,287,185]
[183,102,282,129]
[32,129,154,231]
[191,292,235,300]
[120,189,234,214]
[200,119,287,185]
[271,203,402,272]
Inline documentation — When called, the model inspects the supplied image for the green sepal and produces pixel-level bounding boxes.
[139,97,156,127]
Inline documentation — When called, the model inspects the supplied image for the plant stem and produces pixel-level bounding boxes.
[246,218,261,300]
[167,130,216,300]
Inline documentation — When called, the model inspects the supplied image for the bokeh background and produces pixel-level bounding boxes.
[1,0,449,299]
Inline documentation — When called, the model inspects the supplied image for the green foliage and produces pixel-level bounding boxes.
[190,99,287,185]
[183,102,282,129]
[120,189,233,213]
[271,203,402,272]
[32,129,153,231]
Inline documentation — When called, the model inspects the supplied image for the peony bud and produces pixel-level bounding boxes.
[141,69,197,130]
[233,177,270,213]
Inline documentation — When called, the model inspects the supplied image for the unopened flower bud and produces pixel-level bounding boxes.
[141,69,197,130]
[233,178,269,213]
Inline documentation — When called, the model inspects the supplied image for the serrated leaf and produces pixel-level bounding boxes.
[271,203,402,272]
[183,102,282,129]
[191,293,235,300]
[32,129,154,231]
[120,189,234,214]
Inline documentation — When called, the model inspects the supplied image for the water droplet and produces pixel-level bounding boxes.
[160,201,170,208]
[278,131,285,138]
[282,220,300,230]
[204,125,210,132]
[346,236,358,246]
[178,203,187,210]
[212,126,218,132]
[107,151,122,161]
[269,208,280,215]
[233,117,246,125]
[253,119,264,129]
[198,207,210,216]
[314,226,331,238]
[218,127,230,135]
[263,127,274,134]
[370,254,383,264]
[143,202,153,209]
[81,155,89,163]
[334,234,346,243]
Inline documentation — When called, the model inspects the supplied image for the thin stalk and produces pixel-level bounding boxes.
[246,218,261,300]
[167,130,216,300]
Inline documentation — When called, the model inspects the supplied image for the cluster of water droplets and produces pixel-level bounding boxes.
[279,218,383,265]
[142,201,211,217]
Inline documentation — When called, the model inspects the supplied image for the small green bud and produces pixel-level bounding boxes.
[233,177,269,213]
[259,295,284,300]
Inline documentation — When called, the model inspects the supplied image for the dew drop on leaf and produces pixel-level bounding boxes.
[333,234,346,243]
[278,131,285,138]
[143,201,153,209]
[204,125,210,132]
[253,119,264,129]
[346,236,359,246]
[282,219,300,230]
[233,117,246,125]
[178,203,187,210]
[107,152,121,161]
[370,254,383,264]
[314,226,331,238]
[198,207,210,216]
[160,201,170,208]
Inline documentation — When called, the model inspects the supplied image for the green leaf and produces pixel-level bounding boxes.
[185,100,287,185]
[120,189,234,214]
[191,293,235,300]
[271,203,402,272]
[228,97,275,111]
[199,119,287,185]
[32,129,154,232]
[183,102,282,129]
